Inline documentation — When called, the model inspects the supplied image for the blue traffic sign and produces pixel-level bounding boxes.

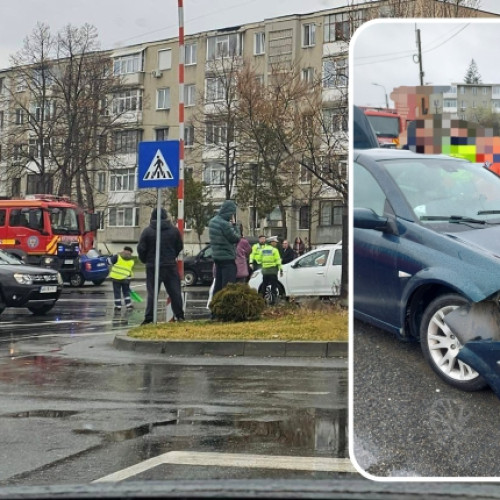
[138,141,180,189]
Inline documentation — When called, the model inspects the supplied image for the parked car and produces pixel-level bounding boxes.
[353,148,500,396]
[0,248,63,315]
[248,244,342,299]
[183,237,258,286]
[66,249,110,287]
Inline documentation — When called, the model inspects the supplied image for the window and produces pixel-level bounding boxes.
[206,121,233,145]
[0,209,5,226]
[110,168,136,192]
[323,108,348,133]
[0,111,3,128]
[203,163,225,185]
[16,77,26,92]
[184,84,196,107]
[113,129,142,154]
[113,53,143,75]
[97,172,106,192]
[31,101,55,121]
[108,207,139,227]
[185,43,197,65]
[461,100,466,109]
[112,90,142,114]
[324,12,361,42]
[493,86,500,95]
[158,49,172,70]
[301,67,314,84]
[155,128,169,141]
[299,165,312,184]
[444,99,457,107]
[14,144,26,160]
[249,207,260,229]
[299,206,309,229]
[206,77,228,102]
[302,24,316,47]
[320,200,343,226]
[98,134,108,154]
[26,175,53,195]
[0,77,3,94]
[254,32,265,55]
[184,124,194,147]
[157,88,171,109]
[15,108,24,125]
[323,57,347,88]
[11,179,21,198]
[483,87,488,95]
[460,87,466,94]
[28,137,50,158]
[207,33,242,59]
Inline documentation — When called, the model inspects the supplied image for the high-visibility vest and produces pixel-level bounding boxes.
[109,254,134,280]
[249,243,265,265]
[260,244,282,274]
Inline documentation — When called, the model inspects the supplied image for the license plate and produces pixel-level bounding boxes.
[40,286,57,293]
[97,263,105,267]
[64,259,73,265]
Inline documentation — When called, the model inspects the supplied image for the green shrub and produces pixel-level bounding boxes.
[210,283,266,322]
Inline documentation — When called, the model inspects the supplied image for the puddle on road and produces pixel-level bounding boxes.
[3,410,79,419]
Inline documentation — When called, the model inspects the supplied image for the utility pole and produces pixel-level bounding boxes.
[413,25,426,115]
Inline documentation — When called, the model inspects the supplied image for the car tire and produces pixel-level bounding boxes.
[420,293,487,391]
[184,270,197,287]
[92,279,105,286]
[69,273,85,287]
[27,303,55,315]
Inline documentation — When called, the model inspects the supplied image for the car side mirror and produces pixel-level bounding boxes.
[353,208,398,234]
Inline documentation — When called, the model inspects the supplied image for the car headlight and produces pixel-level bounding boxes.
[43,256,55,265]
[57,272,63,285]
[14,273,33,285]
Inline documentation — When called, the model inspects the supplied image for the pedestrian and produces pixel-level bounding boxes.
[235,225,252,283]
[249,234,266,271]
[280,239,295,265]
[260,236,283,305]
[293,236,306,258]
[108,246,135,311]
[208,200,241,296]
[137,208,185,325]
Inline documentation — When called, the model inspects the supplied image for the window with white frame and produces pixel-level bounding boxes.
[158,49,172,70]
[299,165,312,184]
[299,205,309,229]
[185,43,197,65]
[155,128,169,141]
[184,84,196,106]
[206,77,228,102]
[493,101,500,109]
[97,172,106,192]
[322,57,347,88]
[302,24,316,47]
[203,163,225,185]
[444,99,457,108]
[472,87,478,95]
[13,144,24,160]
[15,108,24,125]
[483,87,488,95]
[112,89,142,114]
[460,87,466,94]
[206,121,233,145]
[0,77,4,94]
[207,33,242,60]
[113,129,142,154]
[184,124,194,147]
[254,32,265,55]
[32,101,56,121]
[0,111,3,129]
[323,107,348,133]
[113,53,143,75]
[108,206,139,227]
[320,200,343,226]
[110,168,136,192]
[28,137,50,158]
[301,67,314,84]
[157,88,171,109]
[323,12,361,42]
[249,207,260,229]
[16,77,26,92]
[493,87,500,95]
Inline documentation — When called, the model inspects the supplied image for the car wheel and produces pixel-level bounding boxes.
[27,303,55,315]
[184,270,197,286]
[69,273,85,287]
[92,279,105,286]
[420,293,487,391]
[261,282,285,306]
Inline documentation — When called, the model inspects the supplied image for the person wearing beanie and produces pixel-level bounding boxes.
[137,207,184,324]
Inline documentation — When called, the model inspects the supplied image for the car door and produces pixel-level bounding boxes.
[198,246,214,282]
[285,249,333,295]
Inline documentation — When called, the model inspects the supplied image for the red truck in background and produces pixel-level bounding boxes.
[360,107,405,148]
[0,194,100,285]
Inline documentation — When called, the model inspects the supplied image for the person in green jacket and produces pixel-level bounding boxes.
[260,236,283,305]
[208,200,241,296]
[108,246,135,311]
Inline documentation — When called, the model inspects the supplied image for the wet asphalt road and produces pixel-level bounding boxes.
[352,319,500,478]
[0,281,350,487]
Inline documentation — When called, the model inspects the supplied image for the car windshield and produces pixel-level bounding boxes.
[0,249,24,265]
[381,158,500,224]
[49,207,80,235]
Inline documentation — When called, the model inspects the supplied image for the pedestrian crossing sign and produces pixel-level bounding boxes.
[138,141,180,189]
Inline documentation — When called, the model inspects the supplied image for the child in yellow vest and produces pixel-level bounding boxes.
[109,246,135,311]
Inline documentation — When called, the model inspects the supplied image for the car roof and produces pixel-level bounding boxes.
[353,148,469,162]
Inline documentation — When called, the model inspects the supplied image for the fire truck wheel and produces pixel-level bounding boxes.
[27,303,55,315]
[69,273,85,287]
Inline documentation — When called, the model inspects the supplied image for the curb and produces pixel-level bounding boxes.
[113,335,347,358]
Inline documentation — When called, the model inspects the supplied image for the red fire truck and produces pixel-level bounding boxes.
[360,107,405,148]
[0,195,100,284]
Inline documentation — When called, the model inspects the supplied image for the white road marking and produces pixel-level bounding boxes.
[93,451,356,482]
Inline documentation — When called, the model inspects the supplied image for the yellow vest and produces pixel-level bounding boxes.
[109,254,134,280]
[260,244,282,274]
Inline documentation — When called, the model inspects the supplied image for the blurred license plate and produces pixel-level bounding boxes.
[97,262,105,267]
[64,259,73,264]
[40,286,57,293]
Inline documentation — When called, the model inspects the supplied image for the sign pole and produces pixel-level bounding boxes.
[153,190,161,324]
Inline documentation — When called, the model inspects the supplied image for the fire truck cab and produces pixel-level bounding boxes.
[0,195,100,285]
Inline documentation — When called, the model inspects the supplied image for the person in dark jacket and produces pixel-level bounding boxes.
[208,200,241,296]
[280,239,295,265]
[137,208,184,324]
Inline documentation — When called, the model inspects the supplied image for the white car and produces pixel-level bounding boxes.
[248,243,342,298]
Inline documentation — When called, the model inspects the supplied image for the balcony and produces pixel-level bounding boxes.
[105,226,142,243]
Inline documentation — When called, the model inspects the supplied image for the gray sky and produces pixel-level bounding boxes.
[352,17,500,108]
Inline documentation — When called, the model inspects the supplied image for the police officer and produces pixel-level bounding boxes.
[249,234,266,271]
[260,236,283,305]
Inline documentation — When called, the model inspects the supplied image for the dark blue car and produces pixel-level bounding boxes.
[67,249,110,287]
[353,148,500,396]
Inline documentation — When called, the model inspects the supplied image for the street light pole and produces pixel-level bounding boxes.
[372,82,389,109]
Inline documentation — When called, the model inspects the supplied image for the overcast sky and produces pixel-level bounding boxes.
[352,17,500,108]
